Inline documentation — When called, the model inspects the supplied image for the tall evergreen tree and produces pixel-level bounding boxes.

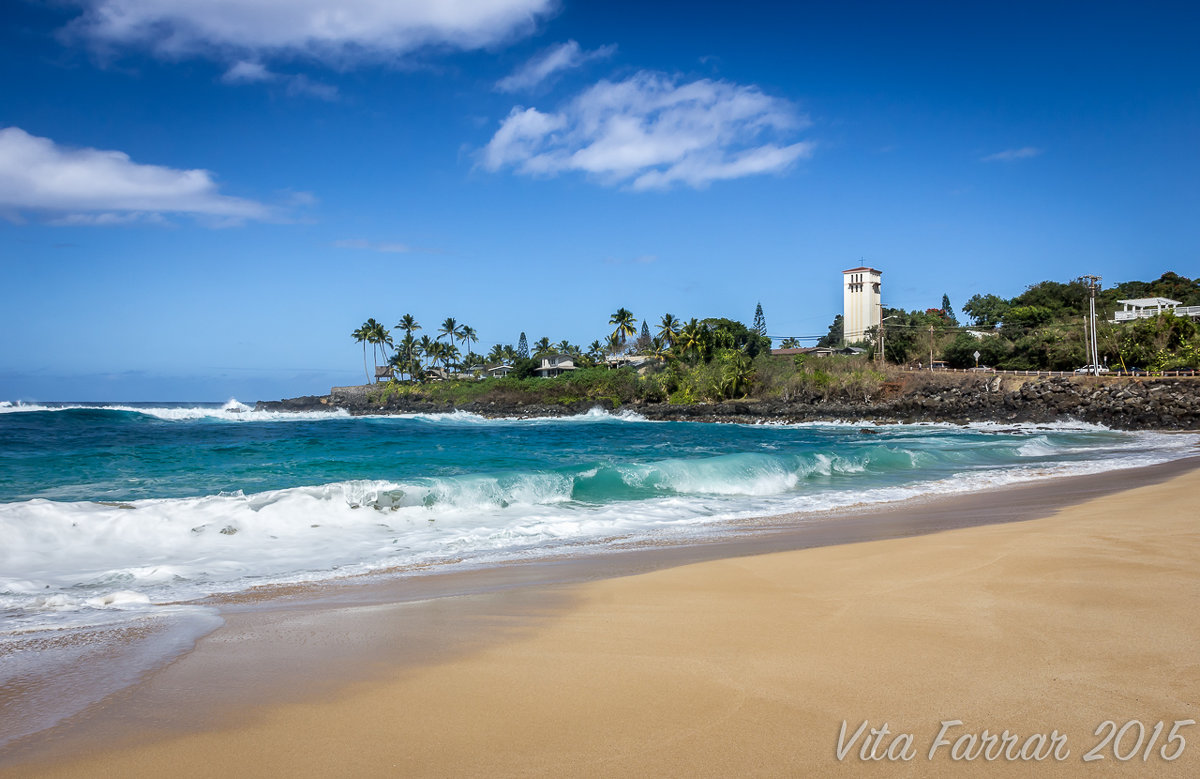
[517,332,529,359]
[636,320,652,351]
[752,302,767,336]
[941,293,959,325]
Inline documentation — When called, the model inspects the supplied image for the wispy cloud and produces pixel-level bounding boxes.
[482,71,814,190]
[221,61,339,100]
[495,40,616,93]
[981,146,1043,162]
[221,60,275,84]
[64,0,557,64]
[0,127,271,225]
[333,238,443,254]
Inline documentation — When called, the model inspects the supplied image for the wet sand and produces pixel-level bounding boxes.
[4,458,1200,776]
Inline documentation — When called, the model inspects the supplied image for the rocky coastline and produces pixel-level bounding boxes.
[256,375,1200,431]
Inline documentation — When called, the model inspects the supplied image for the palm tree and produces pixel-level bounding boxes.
[418,335,436,371]
[487,344,505,363]
[533,336,552,356]
[438,317,459,349]
[587,340,604,362]
[386,352,406,381]
[460,325,477,357]
[361,318,390,379]
[396,314,420,338]
[658,314,680,347]
[609,308,637,345]
[676,318,704,362]
[605,333,623,360]
[425,341,445,374]
[396,333,418,380]
[442,343,461,373]
[555,339,573,355]
[352,324,371,384]
[721,349,754,398]
[780,337,801,349]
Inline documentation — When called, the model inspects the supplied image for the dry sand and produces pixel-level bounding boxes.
[9,465,1200,777]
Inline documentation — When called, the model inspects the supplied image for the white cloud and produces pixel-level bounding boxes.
[482,71,814,190]
[0,127,271,224]
[65,0,557,63]
[981,146,1043,162]
[221,60,276,83]
[495,40,616,93]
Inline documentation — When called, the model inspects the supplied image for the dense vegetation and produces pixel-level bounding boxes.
[351,272,1198,410]
[870,272,1200,371]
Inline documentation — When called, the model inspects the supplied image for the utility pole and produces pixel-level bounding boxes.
[929,324,935,369]
[1082,275,1102,376]
[878,313,896,365]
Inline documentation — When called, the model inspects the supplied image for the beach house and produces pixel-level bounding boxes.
[843,266,882,344]
[533,353,577,378]
[484,363,514,378]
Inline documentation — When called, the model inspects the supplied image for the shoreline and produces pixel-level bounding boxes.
[258,373,1200,430]
[4,456,1199,775]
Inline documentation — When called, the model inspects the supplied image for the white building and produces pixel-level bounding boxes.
[843,266,882,344]
[533,353,577,378]
[1111,297,1200,322]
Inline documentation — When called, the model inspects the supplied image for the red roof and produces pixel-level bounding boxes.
[842,266,882,274]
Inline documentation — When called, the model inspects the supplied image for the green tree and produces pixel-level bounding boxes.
[609,308,637,345]
[460,325,477,357]
[816,314,844,347]
[395,314,420,337]
[752,302,766,336]
[720,349,755,398]
[779,337,800,348]
[636,321,652,351]
[941,294,958,325]
[362,318,391,379]
[438,317,459,349]
[517,332,529,359]
[961,294,1010,328]
[658,314,680,347]
[533,336,552,356]
[676,319,706,363]
[418,335,436,371]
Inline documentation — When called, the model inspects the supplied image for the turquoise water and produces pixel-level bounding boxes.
[1,400,1197,749]
[1,402,1196,628]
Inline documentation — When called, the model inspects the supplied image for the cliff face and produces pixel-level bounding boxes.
[256,377,1200,431]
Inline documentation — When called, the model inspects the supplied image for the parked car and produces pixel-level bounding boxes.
[930,361,948,370]
[968,366,995,372]
[1074,365,1110,374]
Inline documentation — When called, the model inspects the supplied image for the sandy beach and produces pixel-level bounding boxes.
[6,459,1200,777]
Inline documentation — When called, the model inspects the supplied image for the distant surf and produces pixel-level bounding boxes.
[2,404,1196,632]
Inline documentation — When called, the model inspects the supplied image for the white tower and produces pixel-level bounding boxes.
[842,266,882,344]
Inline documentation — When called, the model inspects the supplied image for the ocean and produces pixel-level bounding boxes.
[1,400,1197,747]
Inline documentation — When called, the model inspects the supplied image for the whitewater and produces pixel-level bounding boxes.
[2,400,1197,634]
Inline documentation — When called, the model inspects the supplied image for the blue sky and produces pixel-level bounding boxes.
[1,0,1197,401]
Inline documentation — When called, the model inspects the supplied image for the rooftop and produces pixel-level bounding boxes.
[1117,297,1181,307]
[842,266,882,275]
